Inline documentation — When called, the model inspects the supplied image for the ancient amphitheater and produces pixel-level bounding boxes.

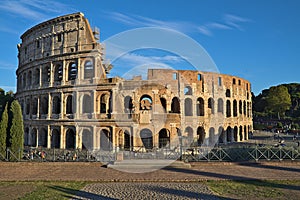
[15,13,252,152]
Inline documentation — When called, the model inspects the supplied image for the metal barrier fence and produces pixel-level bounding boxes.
[1,145,300,162]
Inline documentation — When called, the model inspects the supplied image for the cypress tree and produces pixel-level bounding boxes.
[9,100,24,160]
[0,103,8,157]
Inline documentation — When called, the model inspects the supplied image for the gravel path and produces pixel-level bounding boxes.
[72,182,223,200]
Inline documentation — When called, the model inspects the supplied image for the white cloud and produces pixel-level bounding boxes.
[0,0,76,21]
[0,61,17,71]
[106,11,251,37]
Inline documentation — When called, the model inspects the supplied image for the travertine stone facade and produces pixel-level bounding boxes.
[16,13,253,151]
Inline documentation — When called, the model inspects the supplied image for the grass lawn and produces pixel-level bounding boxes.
[0,180,299,199]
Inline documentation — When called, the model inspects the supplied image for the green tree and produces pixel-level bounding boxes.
[9,100,24,160]
[265,85,291,119]
[0,103,8,157]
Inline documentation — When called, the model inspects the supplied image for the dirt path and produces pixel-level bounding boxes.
[0,161,300,181]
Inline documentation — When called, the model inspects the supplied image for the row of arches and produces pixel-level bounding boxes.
[18,60,95,90]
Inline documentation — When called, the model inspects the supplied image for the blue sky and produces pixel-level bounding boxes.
[0,0,299,95]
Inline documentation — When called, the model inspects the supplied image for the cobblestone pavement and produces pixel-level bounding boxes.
[71,182,223,200]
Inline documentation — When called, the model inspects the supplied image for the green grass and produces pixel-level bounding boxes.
[206,180,300,200]
[0,181,88,200]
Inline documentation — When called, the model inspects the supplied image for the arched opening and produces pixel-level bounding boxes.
[140,129,153,150]
[42,66,50,83]
[225,89,231,97]
[239,126,243,141]
[185,98,193,116]
[66,128,76,149]
[54,64,63,82]
[226,127,232,143]
[100,94,109,113]
[32,98,38,115]
[68,62,77,80]
[171,97,180,113]
[218,127,225,144]
[38,128,47,147]
[40,96,48,115]
[31,128,37,147]
[197,127,205,146]
[24,127,29,146]
[52,96,61,114]
[26,101,30,115]
[209,127,215,145]
[124,131,132,150]
[184,86,192,95]
[34,68,40,84]
[197,97,205,116]
[124,96,133,113]
[160,97,167,112]
[82,130,93,150]
[226,100,231,117]
[243,100,246,115]
[51,129,60,148]
[234,126,238,142]
[28,71,32,85]
[233,100,237,117]
[208,98,214,114]
[23,73,26,87]
[140,95,152,110]
[244,126,247,140]
[158,128,170,148]
[184,127,194,146]
[82,95,92,114]
[84,60,94,79]
[239,100,243,115]
[100,129,112,151]
[217,98,224,114]
[66,95,73,114]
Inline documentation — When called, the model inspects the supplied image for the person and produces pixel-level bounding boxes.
[30,151,34,160]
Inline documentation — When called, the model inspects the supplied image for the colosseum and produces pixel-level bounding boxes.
[15,12,253,154]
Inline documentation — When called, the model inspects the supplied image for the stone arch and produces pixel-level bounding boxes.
[100,93,110,114]
[22,73,26,88]
[239,100,243,115]
[218,127,225,144]
[140,128,153,150]
[38,128,47,147]
[225,89,231,97]
[239,126,243,141]
[208,97,214,114]
[51,129,60,148]
[184,86,192,95]
[226,100,231,117]
[52,96,61,114]
[124,130,132,150]
[42,65,50,83]
[209,127,215,145]
[28,70,32,85]
[34,68,40,84]
[100,128,112,151]
[54,63,63,82]
[84,60,94,79]
[226,126,232,143]
[197,126,205,146]
[243,100,246,115]
[68,62,77,80]
[184,126,194,146]
[171,97,180,113]
[66,128,76,149]
[233,99,238,117]
[32,98,38,115]
[185,98,193,116]
[66,95,73,114]
[124,96,133,113]
[234,126,238,142]
[24,127,29,146]
[217,98,224,114]
[140,95,152,110]
[25,99,30,115]
[158,128,170,148]
[82,129,93,150]
[244,125,247,140]
[197,97,205,116]
[82,94,92,114]
[160,97,167,112]
[30,128,37,147]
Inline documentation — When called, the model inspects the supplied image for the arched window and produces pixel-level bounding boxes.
[32,98,38,115]
[158,128,170,148]
[82,95,92,113]
[234,126,238,142]
[82,129,93,150]
[226,127,232,142]
[197,127,205,146]
[233,100,237,117]
[52,96,61,114]
[208,98,214,114]
[23,73,26,87]
[66,128,76,149]
[140,95,152,110]
[31,128,37,147]
[100,129,112,151]
[100,94,109,113]
[38,128,47,147]
[54,64,63,82]
[24,127,29,146]
[124,130,132,150]
[196,97,205,116]
[185,98,193,116]
[243,100,246,115]
[171,97,180,113]
[26,101,30,115]
[34,68,40,84]
[84,60,94,79]
[225,89,231,97]
[160,97,167,112]
[51,129,60,148]
[66,95,73,114]
[184,127,194,146]
[209,127,215,145]
[140,129,153,150]
[184,86,192,95]
[226,100,231,117]
[239,100,242,115]
[42,66,50,83]
[217,98,224,114]
[40,96,48,115]
[68,62,77,80]
[28,71,32,85]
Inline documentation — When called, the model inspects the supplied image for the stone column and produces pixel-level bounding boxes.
[60,126,65,149]
[47,125,51,149]
[47,93,51,119]
[49,62,53,87]
[60,92,64,119]
[35,128,39,148]
[76,126,81,149]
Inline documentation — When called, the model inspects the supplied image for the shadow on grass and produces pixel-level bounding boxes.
[163,167,300,191]
[238,162,300,173]
[48,185,116,200]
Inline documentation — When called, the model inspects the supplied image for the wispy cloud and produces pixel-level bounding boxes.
[0,61,17,71]
[0,0,76,21]
[106,11,251,37]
